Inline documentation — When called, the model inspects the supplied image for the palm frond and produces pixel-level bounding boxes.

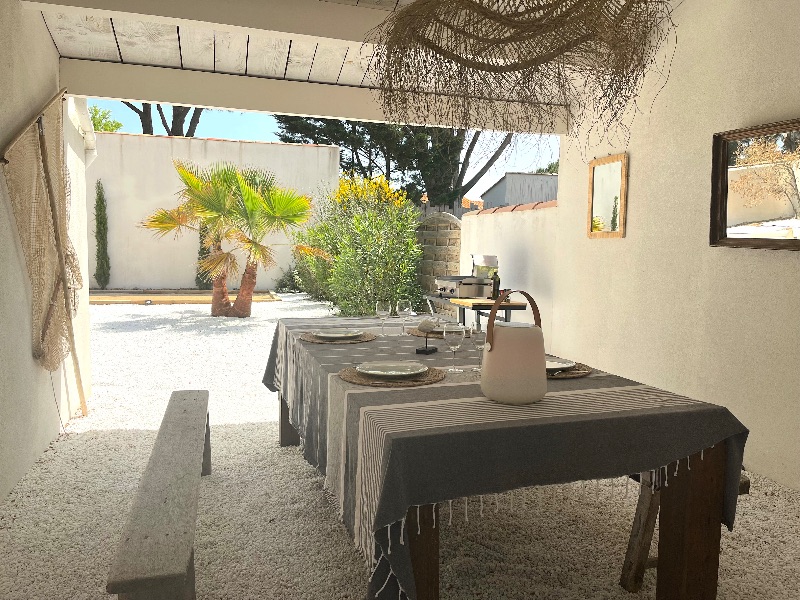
[140,206,196,238]
[262,188,312,232]
[239,237,276,270]
[199,250,239,281]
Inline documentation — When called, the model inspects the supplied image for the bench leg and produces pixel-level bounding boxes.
[279,396,300,447]
[620,471,660,592]
[202,414,212,476]
[657,444,726,600]
[408,504,440,600]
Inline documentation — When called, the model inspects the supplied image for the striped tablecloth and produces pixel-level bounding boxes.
[263,317,748,600]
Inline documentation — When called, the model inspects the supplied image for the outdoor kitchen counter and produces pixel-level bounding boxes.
[426,295,529,325]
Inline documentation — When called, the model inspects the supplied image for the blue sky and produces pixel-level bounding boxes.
[88,99,558,199]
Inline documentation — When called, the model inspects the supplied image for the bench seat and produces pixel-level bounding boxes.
[107,390,211,600]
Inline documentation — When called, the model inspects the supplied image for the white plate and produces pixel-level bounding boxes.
[312,328,364,340]
[356,361,429,378]
[545,356,576,373]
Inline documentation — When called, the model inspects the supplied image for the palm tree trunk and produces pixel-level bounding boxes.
[229,261,258,318]
[211,272,232,317]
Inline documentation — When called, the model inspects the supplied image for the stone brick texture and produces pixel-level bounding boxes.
[416,213,462,317]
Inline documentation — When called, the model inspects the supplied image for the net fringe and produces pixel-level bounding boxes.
[368,0,675,138]
[2,95,82,371]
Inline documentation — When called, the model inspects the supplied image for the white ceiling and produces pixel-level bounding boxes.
[42,11,380,89]
[29,0,566,132]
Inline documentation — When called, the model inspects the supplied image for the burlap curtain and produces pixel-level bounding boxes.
[2,92,83,371]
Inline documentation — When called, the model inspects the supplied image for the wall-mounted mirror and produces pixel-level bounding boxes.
[587,153,628,238]
[711,118,800,250]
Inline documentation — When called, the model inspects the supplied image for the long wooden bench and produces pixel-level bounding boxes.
[107,390,211,600]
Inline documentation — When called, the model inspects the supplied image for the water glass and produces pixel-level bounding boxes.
[376,300,391,336]
[443,323,466,373]
[396,299,413,335]
[471,326,487,372]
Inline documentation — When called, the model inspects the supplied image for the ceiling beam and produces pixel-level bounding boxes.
[60,59,568,134]
[23,0,386,44]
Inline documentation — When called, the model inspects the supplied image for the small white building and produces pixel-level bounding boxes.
[481,172,558,208]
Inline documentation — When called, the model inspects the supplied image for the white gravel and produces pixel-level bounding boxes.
[1,295,799,599]
[70,293,331,434]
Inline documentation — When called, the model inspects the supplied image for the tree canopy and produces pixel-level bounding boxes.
[274,116,514,208]
[89,106,123,132]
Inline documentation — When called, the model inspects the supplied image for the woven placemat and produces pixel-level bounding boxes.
[339,366,446,387]
[409,327,444,339]
[300,332,377,345]
[547,363,593,379]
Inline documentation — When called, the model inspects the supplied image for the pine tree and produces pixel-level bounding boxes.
[94,180,111,289]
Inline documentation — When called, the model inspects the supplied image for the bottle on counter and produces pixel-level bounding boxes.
[491,270,500,300]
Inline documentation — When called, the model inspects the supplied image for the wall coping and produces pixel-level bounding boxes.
[464,200,557,216]
[95,131,338,149]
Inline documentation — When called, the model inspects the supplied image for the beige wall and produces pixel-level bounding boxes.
[63,97,93,414]
[0,1,74,498]
[85,133,339,291]
[552,0,800,489]
[460,206,558,347]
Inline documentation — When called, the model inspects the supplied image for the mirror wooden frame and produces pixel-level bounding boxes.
[711,117,800,250]
[587,153,628,239]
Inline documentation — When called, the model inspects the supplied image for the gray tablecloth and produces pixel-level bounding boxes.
[263,317,749,600]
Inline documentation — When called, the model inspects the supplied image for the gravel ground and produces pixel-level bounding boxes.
[1,295,799,599]
[70,293,330,433]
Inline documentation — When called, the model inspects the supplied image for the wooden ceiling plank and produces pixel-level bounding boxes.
[356,0,397,9]
[336,42,374,86]
[178,25,214,71]
[308,43,349,84]
[42,11,119,61]
[247,35,291,78]
[113,18,181,67]
[214,30,248,74]
[284,39,317,81]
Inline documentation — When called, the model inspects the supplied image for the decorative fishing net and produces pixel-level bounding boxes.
[2,93,82,371]
[369,0,675,135]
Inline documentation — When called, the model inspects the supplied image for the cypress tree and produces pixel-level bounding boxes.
[610,196,619,232]
[196,224,212,290]
[94,179,111,289]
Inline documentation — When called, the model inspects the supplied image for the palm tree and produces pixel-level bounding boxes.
[142,161,312,317]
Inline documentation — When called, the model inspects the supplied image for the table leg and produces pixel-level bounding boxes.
[657,443,726,600]
[458,307,466,325]
[620,471,659,592]
[279,397,300,447]
[408,504,440,600]
[504,308,511,322]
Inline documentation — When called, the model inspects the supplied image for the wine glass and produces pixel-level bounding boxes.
[396,299,413,335]
[471,326,487,372]
[376,300,391,336]
[443,323,466,373]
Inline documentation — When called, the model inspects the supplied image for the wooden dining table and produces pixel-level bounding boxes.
[263,316,748,600]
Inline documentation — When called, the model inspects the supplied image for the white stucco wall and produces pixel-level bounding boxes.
[85,133,339,291]
[551,0,800,489]
[460,206,558,345]
[63,98,93,416]
[0,1,71,498]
